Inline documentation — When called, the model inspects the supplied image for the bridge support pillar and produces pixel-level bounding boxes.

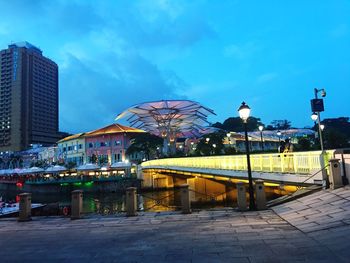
[329,159,343,190]
[173,177,187,187]
[180,184,191,214]
[71,190,83,220]
[225,185,235,207]
[18,193,32,222]
[126,187,137,216]
[236,182,247,211]
[255,180,266,210]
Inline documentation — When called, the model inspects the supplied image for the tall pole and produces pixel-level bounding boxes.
[244,122,256,210]
[260,131,264,151]
[314,89,324,152]
[314,88,327,188]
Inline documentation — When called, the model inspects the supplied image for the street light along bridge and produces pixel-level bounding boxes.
[140,150,334,187]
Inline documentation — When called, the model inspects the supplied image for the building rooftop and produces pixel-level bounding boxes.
[85,124,145,137]
[57,133,85,143]
[8,41,42,55]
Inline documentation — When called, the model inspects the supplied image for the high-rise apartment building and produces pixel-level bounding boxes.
[0,42,61,152]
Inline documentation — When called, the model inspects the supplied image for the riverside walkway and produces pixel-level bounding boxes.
[0,187,349,262]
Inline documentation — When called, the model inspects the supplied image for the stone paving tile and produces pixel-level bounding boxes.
[1,189,350,262]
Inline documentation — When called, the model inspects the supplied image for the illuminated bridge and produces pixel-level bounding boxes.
[139,151,335,194]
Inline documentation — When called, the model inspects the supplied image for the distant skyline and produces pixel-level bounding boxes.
[0,0,349,133]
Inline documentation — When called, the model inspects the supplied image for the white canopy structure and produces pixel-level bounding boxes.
[18,167,45,174]
[116,100,216,154]
[77,163,100,171]
[110,161,131,169]
[45,165,67,173]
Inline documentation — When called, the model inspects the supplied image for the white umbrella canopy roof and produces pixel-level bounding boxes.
[115,100,216,138]
[77,163,100,171]
[27,166,45,174]
[110,162,131,168]
[45,165,67,173]
[0,169,13,175]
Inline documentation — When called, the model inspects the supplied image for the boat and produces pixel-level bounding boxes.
[0,199,44,217]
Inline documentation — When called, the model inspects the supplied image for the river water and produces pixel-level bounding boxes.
[0,188,283,215]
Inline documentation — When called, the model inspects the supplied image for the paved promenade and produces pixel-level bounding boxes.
[0,187,349,263]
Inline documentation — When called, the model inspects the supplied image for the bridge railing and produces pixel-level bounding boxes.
[141,150,334,175]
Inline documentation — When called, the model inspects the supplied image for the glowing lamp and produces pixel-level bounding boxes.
[258,125,264,131]
[311,112,318,121]
[238,102,251,123]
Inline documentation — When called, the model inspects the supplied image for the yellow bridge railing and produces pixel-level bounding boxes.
[141,150,334,175]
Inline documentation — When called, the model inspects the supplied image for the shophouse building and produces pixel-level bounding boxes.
[57,133,86,166]
[84,124,145,165]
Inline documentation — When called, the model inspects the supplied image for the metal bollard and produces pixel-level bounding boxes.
[71,190,83,220]
[126,187,137,216]
[18,193,32,222]
[180,184,191,214]
[255,180,266,210]
[329,159,343,189]
[236,182,247,211]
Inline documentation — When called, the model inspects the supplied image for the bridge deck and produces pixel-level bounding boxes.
[141,150,335,185]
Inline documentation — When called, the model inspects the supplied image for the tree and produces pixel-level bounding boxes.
[65,161,76,170]
[91,154,98,164]
[126,133,163,160]
[195,132,225,156]
[212,116,262,132]
[270,120,292,130]
[294,137,311,151]
[321,117,350,149]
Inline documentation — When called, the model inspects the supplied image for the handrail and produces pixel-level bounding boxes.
[141,150,335,175]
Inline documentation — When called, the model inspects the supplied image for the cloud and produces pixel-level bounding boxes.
[256,72,278,84]
[59,53,186,133]
[330,24,348,38]
[224,42,261,59]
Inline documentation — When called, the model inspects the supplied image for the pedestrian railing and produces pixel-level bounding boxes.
[141,150,335,175]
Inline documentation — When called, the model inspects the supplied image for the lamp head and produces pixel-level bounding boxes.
[311,112,318,121]
[321,90,326,97]
[258,125,264,131]
[238,102,251,123]
[277,130,282,136]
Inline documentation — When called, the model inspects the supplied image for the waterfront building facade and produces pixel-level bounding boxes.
[84,124,145,165]
[57,133,86,166]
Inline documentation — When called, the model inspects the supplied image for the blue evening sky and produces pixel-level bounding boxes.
[0,0,349,133]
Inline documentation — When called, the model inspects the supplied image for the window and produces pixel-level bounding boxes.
[78,144,82,149]
[100,142,107,147]
[88,143,93,148]
[115,140,121,146]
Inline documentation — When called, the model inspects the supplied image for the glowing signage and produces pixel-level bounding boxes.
[13,49,18,81]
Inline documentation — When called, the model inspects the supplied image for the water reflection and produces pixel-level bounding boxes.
[0,187,284,215]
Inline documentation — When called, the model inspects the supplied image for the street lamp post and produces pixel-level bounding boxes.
[311,88,326,152]
[277,130,281,142]
[311,88,327,188]
[238,102,256,210]
[258,125,264,151]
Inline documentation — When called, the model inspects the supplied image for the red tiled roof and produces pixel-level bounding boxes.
[57,133,85,143]
[85,124,145,137]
